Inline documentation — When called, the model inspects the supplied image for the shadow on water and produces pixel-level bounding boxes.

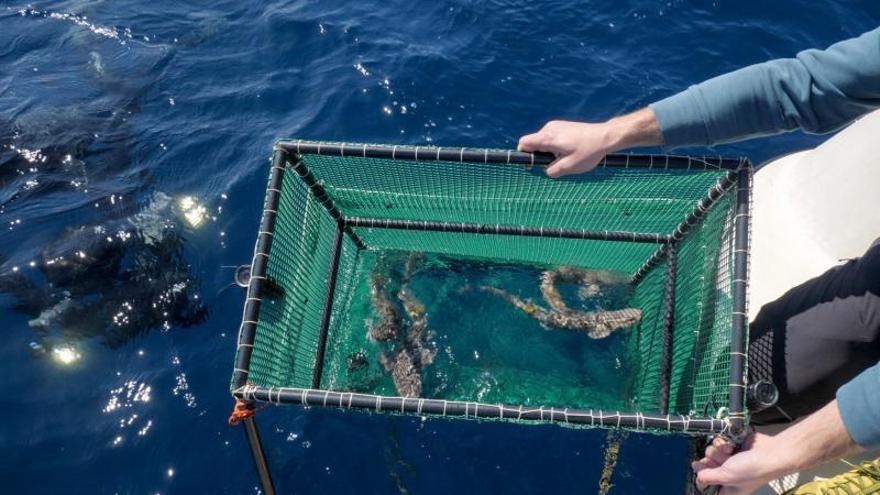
[0,191,208,350]
[0,7,208,355]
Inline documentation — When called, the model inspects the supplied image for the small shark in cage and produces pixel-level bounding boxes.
[398,287,437,369]
[481,266,641,339]
[367,273,404,342]
[371,253,437,398]
[380,346,423,398]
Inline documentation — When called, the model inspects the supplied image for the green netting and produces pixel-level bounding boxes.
[628,191,736,415]
[239,147,742,419]
[318,156,728,233]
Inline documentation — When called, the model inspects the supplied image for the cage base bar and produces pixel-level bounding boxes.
[345,216,670,244]
[658,242,678,415]
[276,140,745,171]
[311,225,345,389]
[234,386,729,435]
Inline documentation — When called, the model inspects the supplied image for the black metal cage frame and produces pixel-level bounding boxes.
[230,141,753,492]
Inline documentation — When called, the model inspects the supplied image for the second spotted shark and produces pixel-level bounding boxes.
[481,266,642,339]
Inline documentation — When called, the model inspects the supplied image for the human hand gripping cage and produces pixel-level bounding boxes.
[231,139,752,438]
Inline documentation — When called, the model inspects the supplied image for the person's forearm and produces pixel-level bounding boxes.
[604,107,664,152]
[650,27,880,147]
[762,400,863,476]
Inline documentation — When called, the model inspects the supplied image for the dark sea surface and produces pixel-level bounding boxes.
[1,1,877,493]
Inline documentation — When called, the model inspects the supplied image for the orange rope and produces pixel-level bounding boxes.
[228,399,259,426]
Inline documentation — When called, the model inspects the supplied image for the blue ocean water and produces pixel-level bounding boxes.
[1,1,877,493]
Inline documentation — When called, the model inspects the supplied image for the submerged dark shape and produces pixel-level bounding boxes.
[379,346,422,398]
[398,285,437,368]
[346,350,369,372]
[1,19,175,217]
[0,112,135,211]
[370,252,436,398]
[0,192,207,349]
[368,273,403,342]
[480,265,642,338]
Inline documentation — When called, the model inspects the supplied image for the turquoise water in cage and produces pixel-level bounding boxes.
[323,251,634,411]
[5,1,877,492]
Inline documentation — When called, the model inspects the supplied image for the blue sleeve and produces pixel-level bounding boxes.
[836,361,880,449]
[649,27,880,147]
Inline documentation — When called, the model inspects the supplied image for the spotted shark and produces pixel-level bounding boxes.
[370,253,436,398]
[539,266,630,313]
[368,273,403,342]
[481,265,641,339]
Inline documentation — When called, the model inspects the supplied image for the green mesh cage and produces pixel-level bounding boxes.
[231,141,751,436]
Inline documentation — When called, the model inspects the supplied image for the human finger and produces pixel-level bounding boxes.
[703,444,733,466]
[545,156,578,178]
[517,131,548,153]
[696,466,732,488]
[712,436,734,453]
[705,437,734,459]
[691,457,720,472]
